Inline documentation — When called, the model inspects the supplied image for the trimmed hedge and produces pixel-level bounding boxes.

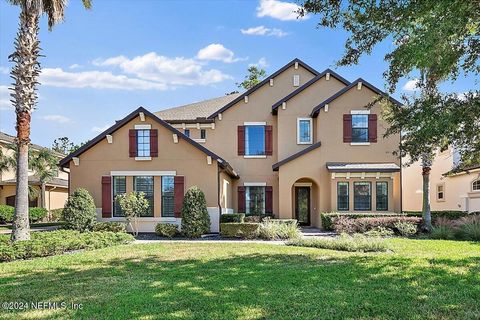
[93,222,127,233]
[0,205,49,223]
[220,213,245,223]
[320,212,401,231]
[155,223,179,238]
[49,208,64,222]
[0,230,134,262]
[28,207,48,222]
[220,223,259,239]
[403,211,471,220]
[333,216,422,235]
[287,234,389,252]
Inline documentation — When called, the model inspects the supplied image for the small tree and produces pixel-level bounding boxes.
[63,188,96,232]
[236,66,266,90]
[181,186,210,238]
[116,192,149,236]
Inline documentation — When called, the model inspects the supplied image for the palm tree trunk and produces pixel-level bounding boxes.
[41,182,46,208]
[421,166,433,232]
[10,8,41,241]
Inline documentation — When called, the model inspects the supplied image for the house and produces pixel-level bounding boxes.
[0,131,69,211]
[59,58,402,232]
[402,148,480,213]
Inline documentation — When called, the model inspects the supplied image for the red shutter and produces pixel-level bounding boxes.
[343,114,352,143]
[237,126,245,156]
[150,129,158,157]
[238,186,246,213]
[265,125,273,156]
[129,129,137,157]
[368,114,377,143]
[174,176,185,218]
[101,176,112,217]
[265,186,273,214]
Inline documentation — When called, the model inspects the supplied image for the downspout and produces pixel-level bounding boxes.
[217,163,222,215]
[399,133,403,214]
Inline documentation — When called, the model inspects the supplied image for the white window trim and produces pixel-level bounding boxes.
[111,171,176,176]
[297,118,313,145]
[135,156,152,161]
[244,121,266,126]
[436,183,446,201]
[243,155,267,159]
[350,142,371,146]
[350,110,371,115]
[193,138,206,143]
[134,124,152,130]
[472,179,480,192]
[244,182,267,187]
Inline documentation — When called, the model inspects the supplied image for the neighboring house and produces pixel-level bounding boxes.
[402,148,480,213]
[60,58,402,232]
[0,131,69,211]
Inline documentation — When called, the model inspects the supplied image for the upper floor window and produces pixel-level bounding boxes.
[351,114,369,143]
[297,118,312,144]
[473,180,480,192]
[245,125,265,156]
[184,129,190,137]
[136,129,151,157]
[200,129,206,140]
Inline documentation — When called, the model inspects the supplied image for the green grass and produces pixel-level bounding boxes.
[0,239,479,319]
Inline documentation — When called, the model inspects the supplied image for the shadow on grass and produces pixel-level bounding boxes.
[0,247,479,319]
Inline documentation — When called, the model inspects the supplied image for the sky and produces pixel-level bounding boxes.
[0,0,477,148]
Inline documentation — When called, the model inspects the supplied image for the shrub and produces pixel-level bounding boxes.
[49,208,64,222]
[244,215,261,223]
[220,223,259,239]
[456,215,480,241]
[320,212,402,230]
[269,219,298,226]
[393,221,418,237]
[155,223,179,238]
[404,210,470,220]
[181,186,210,238]
[220,213,245,223]
[287,233,389,252]
[364,226,395,237]
[332,216,422,235]
[257,218,301,240]
[116,192,149,236]
[0,230,134,262]
[63,188,97,232]
[430,225,456,240]
[29,207,48,222]
[93,222,126,233]
[0,205,14,223]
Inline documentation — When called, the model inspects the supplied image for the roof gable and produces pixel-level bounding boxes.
[272,142,322,171]
[208,58,319,119]
[310,78,402,117]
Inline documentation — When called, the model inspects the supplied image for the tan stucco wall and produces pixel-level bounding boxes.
[68,114,221,213]
[45,187,68,210]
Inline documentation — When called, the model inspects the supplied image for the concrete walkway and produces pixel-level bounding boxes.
[0,225,60,235]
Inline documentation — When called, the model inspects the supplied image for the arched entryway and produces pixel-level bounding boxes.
[291,178,319,226]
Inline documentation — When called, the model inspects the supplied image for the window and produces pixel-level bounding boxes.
[112,176,126,217]
[200,129,206,140]
[245,125,265,156]
[436,184,445,201]
[376,181,388,211]
[352,114,369,143]
[297,118,312,144]
[161,176,175,217]
[133,176,154,216]
[354,182,371,211]
[337,182,349,211]
[136,129,151,157]
[293,74,300,87]
[473,180,480,192]
[245,186,265,215]
[184,129,190,137]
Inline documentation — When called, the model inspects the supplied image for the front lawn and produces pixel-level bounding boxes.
[0,239,479,319]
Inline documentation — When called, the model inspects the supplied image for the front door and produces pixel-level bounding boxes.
[295,187,310,226]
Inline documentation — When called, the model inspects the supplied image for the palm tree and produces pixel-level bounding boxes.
[30,148,58,209]
[7,0,91,241]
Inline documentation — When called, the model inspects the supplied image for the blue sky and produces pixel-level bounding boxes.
[0,0,476,148]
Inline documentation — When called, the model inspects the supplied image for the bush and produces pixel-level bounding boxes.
[332,216,422,235]
[220,223,259,239]
[456,215,480,241]
[364,226,395,237]
[49,208,64,222]
[257,218,301,240]
[320,212,404,231]
[287,234,389,252]
[181,186,210,238]
[430,225,456,240]
[220,213,245,223]
[63,188,97,232]
[0,205,14,223]
[93,222,126,233]
[0,230,134,262]
[155,223,178,238]
[404,210,470,220]
[29,207,48,222]
[244,215,261,222]
[393,221,418,237]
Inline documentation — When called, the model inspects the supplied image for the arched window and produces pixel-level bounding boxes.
[473,180,480,191]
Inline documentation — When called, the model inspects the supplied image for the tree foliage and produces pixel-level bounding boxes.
[63,188,96,232]
[181,186,210,238]
[116,192,149,236]
[236,66,267,90]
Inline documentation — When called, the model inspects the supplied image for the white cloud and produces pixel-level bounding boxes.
[0,85,13,110]
[69,64,81,69]
[196,44,242,63]
[241,25,289,37]
[40,114,72,124]
[250,57,269,68]
[403,79,420,91]
[91,124,111,133]
[39,68,169,90]
[256,0,309,21]
[93,52,232,86]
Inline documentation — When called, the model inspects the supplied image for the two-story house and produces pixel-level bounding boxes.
[59,58,401,232]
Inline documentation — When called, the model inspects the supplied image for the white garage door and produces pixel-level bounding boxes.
[469,198,480,213]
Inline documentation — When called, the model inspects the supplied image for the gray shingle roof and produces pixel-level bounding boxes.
[0,131,65,158]
[326,162,400,172]
[0,176,68,188]
[155,93,241,122]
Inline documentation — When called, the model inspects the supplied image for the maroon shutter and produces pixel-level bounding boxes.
[101,176,112,217]
[368,114,377,143]
[265,125,273,156]
[343,114,352,143]
[150,129,158,157]
[265,186,273,214]
[129,129,137,157]
[174,176,185,218]
[237,126,245,156]
[238,186,246,213]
